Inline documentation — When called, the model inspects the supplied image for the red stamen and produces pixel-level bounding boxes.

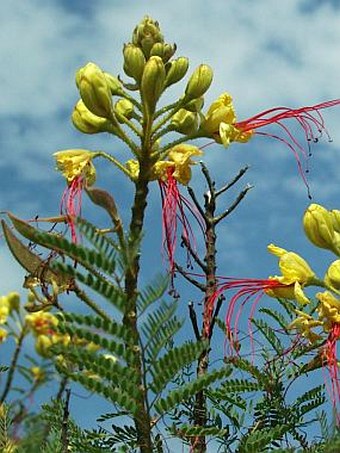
[323,323,340,424]
[204,277,289,352]
[60,175,84,243]
[159,168,205,287]
[236,100,340,197]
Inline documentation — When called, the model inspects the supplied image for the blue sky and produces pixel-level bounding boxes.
[1,0,340,447]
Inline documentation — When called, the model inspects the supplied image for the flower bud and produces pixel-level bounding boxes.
[184,64,213,102]
[303,203,335,250]
[123,44,146,84]
[6,292,20,313]
[72,100,113,134]
[325,260,340,292]
[170,108,199,135]
[76,62,113,118]
[150,42,176,63]
[132,16,164,58]
[331,209,340,233]
[184,97,204,112]
[164,56,189,88]
[103,72,123,95]
[115,99,134,122]
[141,56,166,114]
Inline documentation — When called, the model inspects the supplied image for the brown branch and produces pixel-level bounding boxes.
[175,263,206,291]
[181,234,207,272]
[214,184,253,225]
[215,165,250,198]
[188,302,201,341]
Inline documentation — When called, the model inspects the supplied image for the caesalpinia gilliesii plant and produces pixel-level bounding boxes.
[2,16,340,452]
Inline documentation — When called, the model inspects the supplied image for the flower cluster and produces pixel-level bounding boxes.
[51,16,339,276]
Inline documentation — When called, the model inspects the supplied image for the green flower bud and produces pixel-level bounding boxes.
[331,209,340,233]
[325,260,340,292]
[164,56,189,88]
[184,97,204,112]
[170,108,199,135]
[184,64,213,102]
[7,292,20,313]
[150,42,176,63]
[123,44,146,84]
[76,62,113,118]
[103,72,123,95]
[303,203,335,250]
[115,99,134,123]
[72,100,113,134]
[141,56,166,114]
[132,16,164,57]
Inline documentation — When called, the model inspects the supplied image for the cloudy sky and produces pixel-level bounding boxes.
[1,0,340,442]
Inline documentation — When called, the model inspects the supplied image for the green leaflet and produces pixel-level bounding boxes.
[150,340,208,394]
[155,367,232,415]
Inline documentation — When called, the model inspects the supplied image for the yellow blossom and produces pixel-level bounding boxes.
[53,149,97,185]
[202,93,253,147]
[267,243,315,286]
[25,311,58,336]
[288,310,323,343]
[153,144,203,185]
[125,159,140,180]
[316,291,340,328]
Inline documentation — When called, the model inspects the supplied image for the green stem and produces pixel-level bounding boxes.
[0,326,27,403]
[72,284,111,322]
[97,152,133,178]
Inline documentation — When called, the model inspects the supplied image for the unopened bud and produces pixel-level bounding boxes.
[72,100,113,134]
[141,56,166,114]
[303,204,336,251]
[150,42,176,63]
[123,44,146,84]
[325,260,340,292]
[76,62,113,118]
[104,72,123,95]
[184,64,213,102]
[170,109,199,135]
[184,97,204,112]
[164,56,189,88]
[132,16,164,58]
[7,292,20,312]
[115,99,134,122]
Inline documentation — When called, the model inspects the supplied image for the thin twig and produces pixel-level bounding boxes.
[187,186,206,221]
[214,184,253,225]
[215,165,250,198]
[209,295,225,340]
[175,264,206,292]
[200,161,215,196]
[188,302,201,341]
[181,235,207,272]
[61,388,71,453]
[0,327,26,403]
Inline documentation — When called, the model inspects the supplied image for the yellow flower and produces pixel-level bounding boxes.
[53,149,97,185]
[288,310,323,343]
[316,291,340,328]
[153,144,203,185]
[202,93,253,147]
[125,159,140,180]
[267,243,315,286]
[0,327,8,343]
[25,311,58,336]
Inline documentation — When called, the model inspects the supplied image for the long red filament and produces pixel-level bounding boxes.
[204,277,289,349]
[236,100,340,197]
[159,168,205,286]
[323,323,340,424]
[60,175,84,243]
